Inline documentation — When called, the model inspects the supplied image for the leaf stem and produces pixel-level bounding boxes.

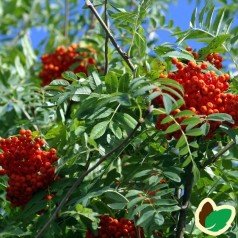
[85,0,136,73]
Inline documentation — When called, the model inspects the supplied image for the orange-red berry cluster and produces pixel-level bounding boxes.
[39,43,97,86]
[0,129,58,208]
[85,215,144,238]
[206,53,223,70]
[154,50,238,139]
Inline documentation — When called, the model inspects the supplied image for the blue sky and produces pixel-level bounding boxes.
[30,0,238,53]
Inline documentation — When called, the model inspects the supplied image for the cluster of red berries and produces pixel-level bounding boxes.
[0,129,58,208]
[205,53,223,69]
[154,49,238,139]
[39,43,98,86]
[85,215,144,238]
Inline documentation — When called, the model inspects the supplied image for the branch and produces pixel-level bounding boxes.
[22,108,39,131]
[85,0,136,73]
[200,140,236,169]
[104,0,109,75]
[35,109,150,238]
[64,0,69,43]
[176,163,193,238]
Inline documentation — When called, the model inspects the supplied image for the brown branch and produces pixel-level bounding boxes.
[104,0,109,75]
[35,109,150,238]
[176,163,193,238]
[85,0,136,73]
[201,140,236,169]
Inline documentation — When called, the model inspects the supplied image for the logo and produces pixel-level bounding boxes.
[195,198,236,236]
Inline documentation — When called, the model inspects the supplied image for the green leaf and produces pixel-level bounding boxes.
[175,134,187,148]
[136,210,155,226]
[116,113,137,129]
[116,94,131,106]
[230,34,238,45]
[205,6,215,31]
[156,188,175,197]
[21,34,36,68]
[199,5,207,28]
[92,71,102,87]
[207,113,234,123]
[164,171,181,182]
[15,56,25,79]
[127,196,146,209]
[89,107,113,120]
[160,85,184,100]
[186,128,203,136]
[154,43,174,55]
[223,18,234,34]
[154,213,164,226]
[174,110,195,118]
[180,116,201,126]
[134,85,157,96]
[132,204,151,217]
[109,121,122,139]
[179,146,189,156]
[198,34,230,59]
[110,12,136,24]
[126,190,144,198]
[105,72,118,93]
[62,71,78,81]
[154,199,178,206]
[212,8,225,35]
[162,51,195,62]
[163,94,173,114]
[157,205,180,212]
[190,7,197,28]
[201,122,210,135]
[118,73,130,93]
[165,123,180,134]
[104,190,128,210]
[90,121,109,139]
[182,156,192,167]
[134,26,146,55]
[161,115,173,124]
[205,209,232,232]
[72,86,91,99]
[182,156,192,168]
[192,163,200,184]
[49,79,70,86]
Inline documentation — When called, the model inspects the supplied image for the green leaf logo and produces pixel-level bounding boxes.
[195,198,236,236]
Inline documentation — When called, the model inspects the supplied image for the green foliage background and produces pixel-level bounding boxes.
[0,0,238,237]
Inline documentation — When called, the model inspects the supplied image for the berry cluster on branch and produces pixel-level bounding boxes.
[0,129,58,208]
[154,49,238,139]
[85,215,144,238]
[39,43,98,86]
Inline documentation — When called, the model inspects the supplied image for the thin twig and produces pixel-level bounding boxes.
[201,140,236,169]
[104,0,109,75]
[176,163,193,238]
[22,108,39,131]
[85,0,136,72]
[64,0,69,43]
[35,109,150,238]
